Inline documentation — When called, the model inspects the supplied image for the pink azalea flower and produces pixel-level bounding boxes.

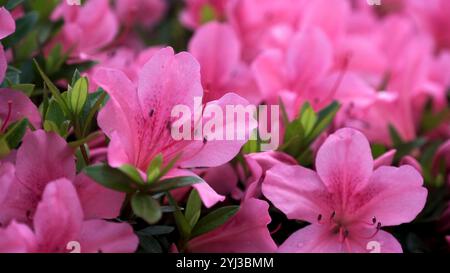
[251,27,333,112]
[0,130,124,225]
[227,0,303,61]
[188,21,260,103]
[262,128,428,253]
[49,0,118,58]
[180,0,229,30]
[408,0,450,50]
[186,198,277,253]
[0,7,15,83]
[0,179,137,253]
[95,47,256,207]
[0,89,41,132]
[115,0,166,28]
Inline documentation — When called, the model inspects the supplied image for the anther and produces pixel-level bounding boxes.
[330,211,336,219]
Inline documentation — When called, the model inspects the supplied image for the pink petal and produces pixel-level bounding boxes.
[0,45,6,83]
[262,164,330,223]
[74,173,125,220]
[0,7,15,39]
[164,168,225,208]
[33,179,83,252]
[137,47,203,118]
[95,68,142,167]
[180,93,257,168]
[0,130,75,224]
[278,224,343,253]
[0,162,14,203]
[0,221,36,253]
[373,149,396,169]
[278,224,402,253]
[354,165,428,227]
[78,219,138,253]
[188,22,241,101]
[286,27,333,92]
[315,128,373,194]
[0,88,42,129]
[251,49,286,102]
[244,151,297,199]
[187,198,277,253]
[201,163,238,196]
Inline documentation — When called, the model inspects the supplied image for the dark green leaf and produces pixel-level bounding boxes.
[83,164,136,193]
[147,176,202,193]
[191,206,239,238]
[2,118,28,149]
[137,225,175,236]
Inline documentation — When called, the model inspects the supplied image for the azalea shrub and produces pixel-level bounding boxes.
[0,0,449,253]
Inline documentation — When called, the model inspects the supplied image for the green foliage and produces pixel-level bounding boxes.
[280,101,340,164]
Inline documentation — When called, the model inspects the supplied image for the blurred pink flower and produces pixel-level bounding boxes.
[262,128,427,252]
[0,7,15,83]
[188,21,260,103]
[115,0,166,28]
[50,0,118,58]
[180,0,228,30]
[95,47,256,207]
[187,198,277,253]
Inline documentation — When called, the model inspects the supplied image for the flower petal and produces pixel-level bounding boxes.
[78,219,138,253]
[262,164,330,223]
[33,179,83,252]
[187,198,277,253]
[315,128,373,195]
[74,173,125,220]
[354,165,427,227]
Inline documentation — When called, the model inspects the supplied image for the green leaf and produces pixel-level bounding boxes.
[191,206,239,238]
[119,164,145,185]
[10,83,35,97]
[137,225,175,236]
[45,44,68,75]
[147,176,202,193]
[33,59,70,115]
[69,77,88,115]
[146,154,163,183]
[71,69,81,87]
[81,90,107,135]
[300,102,317,136]
[388,124,403,146]
[200,4,217,24]
[138,235,163,253]
[158,153,182,179]
[67,131,102,148]
[0,138,11,158]
[5,0,24,10]
[83,164,136,193]
[307,101,340,142]
[131,192,162,224]
[166,192,191,241]
[2,118,28,149]
[185,190,202,228]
